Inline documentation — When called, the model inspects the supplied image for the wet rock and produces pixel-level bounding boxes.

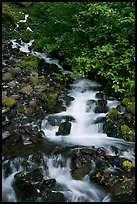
[63,95,75,107]
[2,131,10,140]
[86,99,96,112]
[17,2,33,7]
[47,115,75,127]
[7,80,17,88]
[2,72,12,82]
[38,58,60,75]
[42,191,66,202]
[30,71,39,84]
[2,107,10,114]
[23,139,33,145]
[71,163,91,180]
[95,92,105,99]
[107,173,135,202]
[2,115,10,127]
[96,99,107,106]
[11,67,22,76]
[20,85,33,96]
[34,84,47,92]
[96,147,106,160]
[2,91,7,100]
[43,178,56,186]
[56,121,71,136]
[103,121,121,138]
[94,105,109,113]
[3,160,12,177]
[117,104,125,113]
[31,152,45,165]
[94,116,106,124]
[70,148,95,180]
[10,94,20,100]
[13,168,43,202]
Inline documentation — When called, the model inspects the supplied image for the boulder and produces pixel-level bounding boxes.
[56,121,71,136]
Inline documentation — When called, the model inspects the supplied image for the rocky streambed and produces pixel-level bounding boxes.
[2,9,135,202]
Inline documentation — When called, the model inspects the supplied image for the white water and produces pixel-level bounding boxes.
[10,12,62,68]
[41,79,134,150]
[2,160,23,202]
[43,154,111,202]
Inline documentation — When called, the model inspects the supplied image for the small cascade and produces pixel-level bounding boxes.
[41,79,134,149]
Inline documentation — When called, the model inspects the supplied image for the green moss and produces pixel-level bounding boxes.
[106,108,121,122]
[122,98,130,106]
[2,3,16,26]
[15,56,38,71]
[120,124,135,142]
[18,2,32,7]
[39,75,47,84]
[42,92,58,104]
[3,97,17,108]
[126,101,135,114]
[122,160,133,170]
[122,98,135,114]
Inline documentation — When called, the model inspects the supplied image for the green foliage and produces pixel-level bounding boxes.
[2,2,135,99]
[21,170,27,177]
[42,2,135,99]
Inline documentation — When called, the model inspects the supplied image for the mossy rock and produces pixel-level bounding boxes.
[106,108,121,122]
[42,92,58,104]
[120,124,135,142]
[122,98,135,115]
[17,2,33,7]
[2,97,17,108]
[2,72,12,82]
[71,163,91,180]
[122,160,133,171]
[56,121,71,136]
[15,56,38,71]
[126,101,135,115]
[2,3,16,26]
[122,98,130,106]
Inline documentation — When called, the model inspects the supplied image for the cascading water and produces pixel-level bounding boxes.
[3,11,135,202]
[41,79,134,149]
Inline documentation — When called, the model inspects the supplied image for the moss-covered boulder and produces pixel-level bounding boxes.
[120,124,135,142]
[15,56,38,71]
[71,163,91,180]
[122,98,135,115]
[2,3,16,26]
[2,96,17,108]
[56,121,71,136]
[17,2,33,7]
[106,108,121,122]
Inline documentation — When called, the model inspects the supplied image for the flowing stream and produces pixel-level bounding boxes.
[2,11,135,202]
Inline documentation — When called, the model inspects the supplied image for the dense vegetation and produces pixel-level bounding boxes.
[2,2,135,99]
